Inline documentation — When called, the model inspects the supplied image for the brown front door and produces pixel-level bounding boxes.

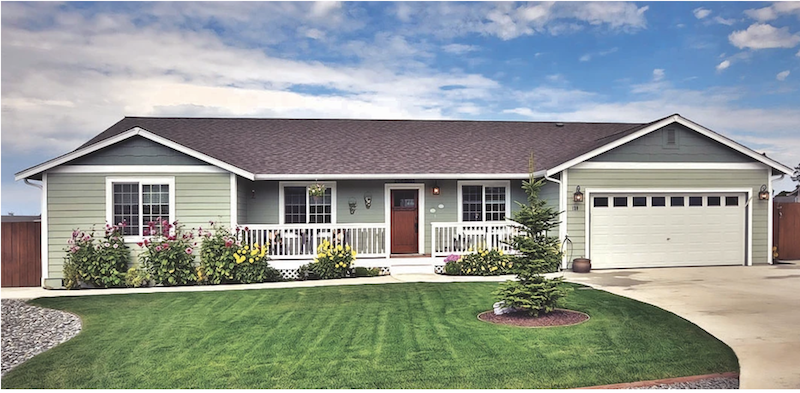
[391,189,418,254]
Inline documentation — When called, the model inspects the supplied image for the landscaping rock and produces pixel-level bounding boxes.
[1,299,82,376]
[631,377,739,389]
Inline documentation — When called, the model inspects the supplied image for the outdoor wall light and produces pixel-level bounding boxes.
[364,193,372,209]
[573,185,584,203]
[759,185,770,200]
[348,198,358,214]
[251,189,256,199]
[432,181,441,196]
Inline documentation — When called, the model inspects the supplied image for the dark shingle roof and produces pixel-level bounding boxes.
[77,117,660,175]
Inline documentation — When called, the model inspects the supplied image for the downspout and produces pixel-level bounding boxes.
[544,171,569,270]
[24,178,43,190]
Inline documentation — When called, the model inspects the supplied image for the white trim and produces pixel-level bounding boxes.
[768,170,777,265]
[546,114,794,177]
[49,165,228,174]
[230,174,237,230]
[105,176,176,243]
[561,170,569,268]
[584,187,752,267]
[277,181,337,225]
[41,173,48,286]
[255,172,543,181]
[572,162,768,170]
[15,127,255,181]
[384,183,426,255]
[456,180,512,223]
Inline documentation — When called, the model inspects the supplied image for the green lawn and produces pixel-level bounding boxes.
[1,282,737,389]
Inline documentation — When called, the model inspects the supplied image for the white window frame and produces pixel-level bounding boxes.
[457,181,511,223]
[105,177,176,242]
[278,181,337,225]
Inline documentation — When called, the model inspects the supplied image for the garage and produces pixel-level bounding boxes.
[589,192,747,269]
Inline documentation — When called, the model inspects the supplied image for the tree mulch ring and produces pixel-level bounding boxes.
[478,308,589,328]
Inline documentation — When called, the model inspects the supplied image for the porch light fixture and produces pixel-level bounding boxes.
[251,189,256,199]
[432,181,441,195]
[348,198,358,214]
[364,193,372,209]
[759,184,770,200]
[573,186,584,203]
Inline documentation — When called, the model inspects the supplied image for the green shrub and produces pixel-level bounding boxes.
[63,225,129,288]
[304,239,356,279]
[138,219,197,286]
[443,249,511,276]
[443,260,462,275]
[354,266,380,277]
[124,267,150,288]
[198,223,282,284]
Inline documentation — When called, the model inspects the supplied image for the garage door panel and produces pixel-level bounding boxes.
[589,193,745,269]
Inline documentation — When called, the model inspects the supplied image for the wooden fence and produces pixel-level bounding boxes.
[1,221,42,287]
[774,202,800,261]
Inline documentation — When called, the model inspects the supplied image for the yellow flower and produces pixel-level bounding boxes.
[253,243,259,249]
[346,245,351,251]
[499,250,504,255]
[249,258,254,264]
[351,251,357,257]
[244,245,249,250]
[468,247,473,252]
[318,253,325,259]
[336,244,343,251]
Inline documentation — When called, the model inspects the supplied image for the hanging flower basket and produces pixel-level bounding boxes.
[309,183,326,198]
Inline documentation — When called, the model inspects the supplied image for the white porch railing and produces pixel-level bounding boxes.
[239,224,387,259]
[431,221,524,257]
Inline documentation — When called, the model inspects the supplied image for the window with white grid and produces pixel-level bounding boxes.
[280,182,336,224]
[107,177,174,238]
[459,181,510,223]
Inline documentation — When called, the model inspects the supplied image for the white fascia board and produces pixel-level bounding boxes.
[254,171,545,181]
[15,127,255,181]
[572,162,768,170]
[545,114,794,177]
[49,165,228,174]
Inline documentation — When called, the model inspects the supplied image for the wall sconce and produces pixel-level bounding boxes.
[759,185,770,200]
[573,186,584,203]
[251,189,256,199]
[348,198,357,214]
[432,181,441,195]
[364,193,372,209]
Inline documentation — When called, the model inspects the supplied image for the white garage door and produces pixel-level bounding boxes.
[589,193,746,269]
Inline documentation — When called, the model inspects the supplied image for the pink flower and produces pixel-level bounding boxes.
[104,242,111,248]
[244,226,249,232]
[224,239,234,248]
[185,247,193,254]
[163,243,170,249]
[68,239,74,245]
[209,220,215,226]
[137,242,144,247]
[155,245,162,252]
[113,244,119,249]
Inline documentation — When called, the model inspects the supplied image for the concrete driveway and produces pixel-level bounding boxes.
[564,264,800,389]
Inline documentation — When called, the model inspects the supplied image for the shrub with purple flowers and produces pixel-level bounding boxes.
[198,222,281,284]
[138,218,197,286]
[62,223,130,288]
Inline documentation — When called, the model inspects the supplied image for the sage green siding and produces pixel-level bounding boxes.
[243,181,279,224]
[236,176,249,225]
[337,181,386,224]
[591,124,752,163]
[565,168,770,265]
[47,172,231,280]
[69,136,207,166]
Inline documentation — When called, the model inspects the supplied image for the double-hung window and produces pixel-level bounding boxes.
[106,177,175,238]
[458,181,510,222]
[280,182,336,224]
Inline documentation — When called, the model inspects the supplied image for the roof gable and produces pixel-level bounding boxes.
[69,136,208,166]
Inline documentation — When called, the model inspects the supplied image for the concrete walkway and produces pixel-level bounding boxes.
[564,264,800,389]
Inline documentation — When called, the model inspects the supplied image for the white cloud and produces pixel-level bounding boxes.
[442,43,479,55]
[777,70,791,81]
[744,2,800,22]
[579,47,618,62]
[797,49,800,57]
[301,27,325,40]
[713,16,736,26]
[579,54,592,62]
[652,69,665,81]
[716,60,731,71]
[546,74,563,82]
[693,8,712,19]
[729,23,800,49]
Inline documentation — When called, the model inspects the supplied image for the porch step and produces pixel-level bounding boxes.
[389,257,438,275]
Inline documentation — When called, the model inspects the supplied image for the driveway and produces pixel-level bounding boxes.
[564,264,800,389]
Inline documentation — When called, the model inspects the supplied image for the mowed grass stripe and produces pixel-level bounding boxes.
[1,282,738,389]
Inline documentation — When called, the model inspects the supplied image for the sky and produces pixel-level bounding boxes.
[2,1,799,215]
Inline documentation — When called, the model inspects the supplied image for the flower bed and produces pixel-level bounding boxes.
[441,248,513,276]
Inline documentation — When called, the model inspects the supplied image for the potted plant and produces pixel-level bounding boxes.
[572,257,591,273]
[309,183,326,203]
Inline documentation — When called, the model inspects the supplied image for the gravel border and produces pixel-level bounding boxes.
[630,377,739,389]
[1,299,82,376]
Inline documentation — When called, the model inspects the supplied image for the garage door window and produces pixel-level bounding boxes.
[707,196,721,206]
[613,197,627,207]
[689,196,703,207]
[652,196,666,207]
[670,196,684,207]
[726,196,739,206]
[594,197,609,207]
[633,197,647,207]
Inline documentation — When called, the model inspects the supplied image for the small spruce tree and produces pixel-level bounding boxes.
[494,157,570,316]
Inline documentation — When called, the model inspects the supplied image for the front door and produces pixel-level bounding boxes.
[391,189,418,254]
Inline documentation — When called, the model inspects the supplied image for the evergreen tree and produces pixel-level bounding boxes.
[494,161,570,316]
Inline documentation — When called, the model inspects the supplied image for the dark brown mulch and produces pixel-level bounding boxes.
[478,308,589,328]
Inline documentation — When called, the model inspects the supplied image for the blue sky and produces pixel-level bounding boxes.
[2,1,799,214]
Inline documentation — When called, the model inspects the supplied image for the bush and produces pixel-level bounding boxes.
[125,267,150,288]
[63,225,129,288]
[443,249,512,276]
[138,219,197,286]
[198,223,282,284]
[354,266,380,277]
[303,239,356,279]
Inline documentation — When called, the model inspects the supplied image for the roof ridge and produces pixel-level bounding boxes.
[121,116,645,126]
